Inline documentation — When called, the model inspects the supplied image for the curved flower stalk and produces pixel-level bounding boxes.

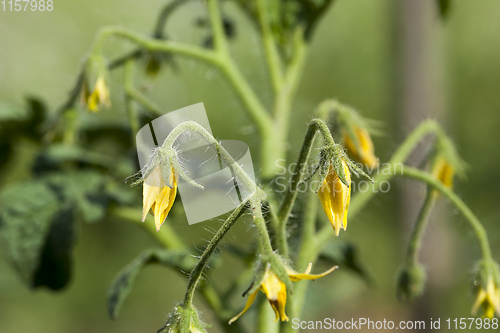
[399,136,465,301]
[229,263,338,324]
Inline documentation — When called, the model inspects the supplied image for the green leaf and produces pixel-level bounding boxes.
[33,204,77,290]
[0,181,61,286]
[46,170,110,223]
[107,249,197,319]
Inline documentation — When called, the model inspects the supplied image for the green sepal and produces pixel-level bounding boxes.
[473,259,500,293]
[314,151,330,193]
[269,254,293,294]
[158,304,208,333]
[331,145,349,187]
[396,263,426,302]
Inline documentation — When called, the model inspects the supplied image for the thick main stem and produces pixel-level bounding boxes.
[254,0,283,92]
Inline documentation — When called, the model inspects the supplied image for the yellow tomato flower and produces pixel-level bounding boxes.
[229,264,337,324]
[142,166,177,231]
[318,159,351,236]
[432,156,455,189]
[84,76,110,112]
[472,276,500,319]
[344,127,378,168]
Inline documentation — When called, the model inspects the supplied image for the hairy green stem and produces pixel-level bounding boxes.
[406,190,437,266]
[161,120,257,193]
[277,118,335,257]
[251,196,276,257]
[400,166,493,262]
[272,35,308,171]
[183,200,248,307]
[280,191,319,333]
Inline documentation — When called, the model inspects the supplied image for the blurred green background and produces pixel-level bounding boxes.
[1,0,499,332]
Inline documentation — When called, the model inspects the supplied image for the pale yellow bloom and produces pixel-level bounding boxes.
[432,156,455,189]
[344,127,378,168]
[83,76,110,112]
[472,276,500,319]
[318,159,351,236]
[229,264,337,324]
[142,166,177,231]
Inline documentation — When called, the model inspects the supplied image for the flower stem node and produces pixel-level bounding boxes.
[397,263,426,302]
[229,260,338,324]
[472,260,500,319]
[158,304,208,333]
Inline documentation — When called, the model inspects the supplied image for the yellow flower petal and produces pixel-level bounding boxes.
[318,160,351,236]
[142,182,162,222]
[288,264,338,282]
[433,157,455,189]
[228,290,258,325]
[344,127,378,168]
[142,166,177,231]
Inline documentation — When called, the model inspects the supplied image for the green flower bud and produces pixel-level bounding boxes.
[397,264,426,302]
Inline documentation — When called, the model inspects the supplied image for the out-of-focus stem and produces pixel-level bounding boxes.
[406,190,437,266]
[254,0,283,92]
[401,166,493,262]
